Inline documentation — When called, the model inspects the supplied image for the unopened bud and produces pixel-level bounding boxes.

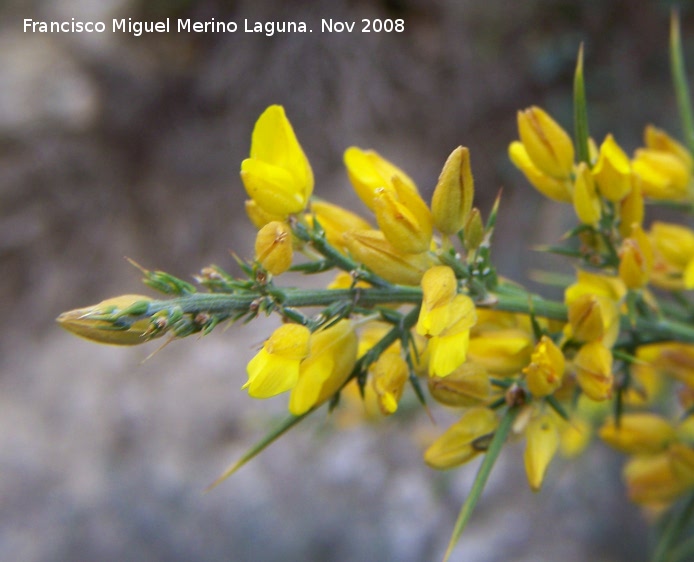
[255,221,293,275]
[431,146,474,235]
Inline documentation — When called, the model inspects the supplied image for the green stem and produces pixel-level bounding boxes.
[442,406,519,562]
[654,491,694,562]
[670,10,694,153]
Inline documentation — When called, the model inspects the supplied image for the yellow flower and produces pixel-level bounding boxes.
[619,224,654,290]
[431,146,475,235]
[373,176,433,254]
[566,293,619,347]
[245,199,285,229]
[524,412,560,491]
[669,443,694,486]
[618,177,644,238]
[427,362,491,407]
[624,453,692,506]
[289,320,358,415]
[516,106,575,179]
[241,105,313,216]
[632,149,690,200]
[255,221,293,275]
[306,199,372,252]
[56,295,159,345]
[370,352,409,415]
[592,134,632,202]
[343,147,419,211]
[467,329,534,377]
[644,124,693,168]
[416,266,458,337]
[599,413,677,454]
[565,269,627,305]
[522,336,565,397]
[244,323,311,398]
[424,407,498,470]
[572,161,601,225]
[508,141,573,202]
[573,342,613,401]
[343,229,433,285]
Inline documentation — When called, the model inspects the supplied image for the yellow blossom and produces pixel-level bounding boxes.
[573,162,601,225]
[289,320,358,415]
[516,106,575,179]
[343,147,419,211]
[599,413,677,454]
[624,453,692,506]
[565,269,627,305]
[618,177,644,238]
[307,200,372,252]
[373,175,433,254]
[424,407,498,470]
[522,336,565,397]
[632,148,690,200]
[255,221,293,275]
[245,199,284,229]
[431,146,475,234]
[644,124,694,168]
[241,105,313,216]
[467,329,534,377]
[619,224,654,289]
[592,134,632,202]
[508,141,573,202]
[416,266,458,337]
[370,352,409,415]
[427,362,491,407]
[342,229,433,285]
[573,342,613,401]
[566,293,619,347]
[244,323,311,398]
[524,412,560,491]
[650,221,694,269]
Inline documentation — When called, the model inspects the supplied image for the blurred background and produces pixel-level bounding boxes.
[1,0,690,560]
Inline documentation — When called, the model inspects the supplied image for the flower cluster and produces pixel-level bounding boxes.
[57,18,694,560]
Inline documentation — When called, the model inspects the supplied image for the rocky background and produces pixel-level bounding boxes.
[1,0,689,560]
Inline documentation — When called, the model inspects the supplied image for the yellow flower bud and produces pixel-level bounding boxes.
[618,176,644,238]
[244,323,311,398]
[370,352,409,415]
[650,221,694,269]
[373,175,433,254]
[508,141,573,202]
[572,161,601,225]
[431,146,475,234]
[632,148,690,200]
[241,105,313,216]
[592,134,632,202]
[255,221,293,275]
[56,295,159,346]
[573,342,613,401]
[289,320,358,415]
[619,224,654,289]
[342,229,433,285]
[566,293,619,347]
[307,200,372,252]
[599,414,676,454]
[524,413,559,491]
[428,362,491,407]
[343,147,419,211]
[463,208,484,253]
[424,407,498,470]
[624,453,690,506]
[644,124,694,169]
[522,336,565,397]
[517,106,575,179]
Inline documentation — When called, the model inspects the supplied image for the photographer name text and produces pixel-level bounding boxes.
[23,17,405,37]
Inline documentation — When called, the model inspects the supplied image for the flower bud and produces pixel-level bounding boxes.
[370,352,409,415]
[424,407,498,470]
[592,134,632,202]
[618,176,644,238]
[522,336,565,398]
[599,413,676,454]
[517,106,575,179]
[632,148,690,200]
[431,146,475,235]
[57,295,159,346]
[572,161,601,225]
[645,124,694,168]
[524,413,559,491]
[463,208,484,253]
[573,342,613,401]
[428,362,491,407]
[342,229,433,285]
[567,293,619,347]
[508,141,573,202]
[255,221,293,275]
[619,224,653,289]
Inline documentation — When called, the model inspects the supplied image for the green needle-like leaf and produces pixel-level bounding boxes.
[670,10,694,153]
[574,43,591,165]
